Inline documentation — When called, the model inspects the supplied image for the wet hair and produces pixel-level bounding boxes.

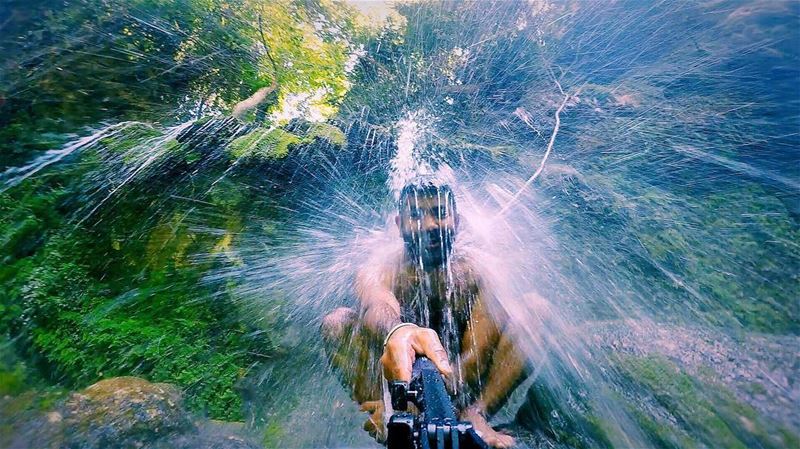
[397,178,457,215]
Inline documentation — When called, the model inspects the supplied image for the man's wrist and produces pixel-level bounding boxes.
[466,401,489,418]
[383,322,417,346]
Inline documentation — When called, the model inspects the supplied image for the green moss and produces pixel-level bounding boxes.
[630,409,692,449]
[744,382,767,396]
[516,379,614,449]
[261,420,284,447]
[626,356,747,448]
[630,183,800,333]
[779,428,800,449]
[0,364,26,396]
[228,127,301,160]
[616,355,797,449]
[306,123,347,147]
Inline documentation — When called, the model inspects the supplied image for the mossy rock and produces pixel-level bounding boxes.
[1,375,262,449]
[62,377,193,449]
[615,354,797,449]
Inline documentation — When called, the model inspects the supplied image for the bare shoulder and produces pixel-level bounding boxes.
[355,246,403,294]
[449,250,512,325]
[448,251,483,294]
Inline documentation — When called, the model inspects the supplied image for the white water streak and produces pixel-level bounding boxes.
[497,77,570,216]
[1,121,151,192]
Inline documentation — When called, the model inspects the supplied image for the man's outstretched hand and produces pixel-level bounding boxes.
[381,325,453,382]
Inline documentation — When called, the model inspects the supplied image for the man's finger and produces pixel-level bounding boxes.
[381,342,413,382]
[360,401,378,413]
[417,330,453,377]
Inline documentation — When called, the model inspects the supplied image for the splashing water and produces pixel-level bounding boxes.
[388,110,436,197]
[0,121,152,191]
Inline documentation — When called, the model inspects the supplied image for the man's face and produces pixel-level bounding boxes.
[397,191,457,268]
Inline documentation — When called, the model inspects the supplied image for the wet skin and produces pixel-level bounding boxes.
[322,193,527,448]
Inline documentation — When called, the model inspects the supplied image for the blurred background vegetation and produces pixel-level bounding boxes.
[0,0,366,420]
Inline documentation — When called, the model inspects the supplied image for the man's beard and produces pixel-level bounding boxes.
[403,229,454,269]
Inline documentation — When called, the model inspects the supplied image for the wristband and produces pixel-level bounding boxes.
[383,323,417,347]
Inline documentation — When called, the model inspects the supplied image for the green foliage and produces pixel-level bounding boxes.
[1,0,244,166]
[250,1,354,103]
[306,122,347,146]
[3,231,274,420]
[0,364,26,397]
[228,122,346,161]
[2,2,796,445]
[228,127,302,160]
[0,0,361,168]
[0,166,279,420]
[0,0,361,420]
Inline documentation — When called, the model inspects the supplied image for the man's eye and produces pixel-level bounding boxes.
[433,207,449,217]
[409,209,422,219]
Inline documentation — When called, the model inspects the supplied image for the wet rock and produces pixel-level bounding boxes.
[589,321,800,430]
[3,376,263,449]
[2,390,66,449]
[62,377,193,449]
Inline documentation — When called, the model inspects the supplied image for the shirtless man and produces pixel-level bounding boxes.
[321,179,527,448]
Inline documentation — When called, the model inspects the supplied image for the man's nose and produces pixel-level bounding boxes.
[421,214,439,231]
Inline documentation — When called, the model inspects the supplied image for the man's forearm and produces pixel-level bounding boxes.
[362,302,402,340]
[472,335,527,415]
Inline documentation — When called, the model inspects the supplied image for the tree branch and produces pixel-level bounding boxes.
[232,14,279,119]
[497,72,569,217]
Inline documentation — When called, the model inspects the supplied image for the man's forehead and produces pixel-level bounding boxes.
[400,192,453,210]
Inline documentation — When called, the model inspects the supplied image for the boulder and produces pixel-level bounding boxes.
[62,377,193,448]
[3,376,261,449]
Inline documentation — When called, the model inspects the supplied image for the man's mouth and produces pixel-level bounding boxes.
[425,237,442,248]
[425,239,450,255]
[405,232,451,255]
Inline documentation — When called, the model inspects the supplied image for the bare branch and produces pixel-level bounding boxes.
[232,14,279,119]
[497,73,569,217]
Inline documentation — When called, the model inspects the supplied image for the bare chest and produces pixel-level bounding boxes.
[390,264,479,336]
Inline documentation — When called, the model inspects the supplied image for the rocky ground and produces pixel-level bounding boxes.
[499,320,799,449]
[0,377,261,449]
[591,320,800,431]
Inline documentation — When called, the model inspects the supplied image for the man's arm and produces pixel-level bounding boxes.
[460,290,528,415]
[354,263,452,383]
[354,266,402,339]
